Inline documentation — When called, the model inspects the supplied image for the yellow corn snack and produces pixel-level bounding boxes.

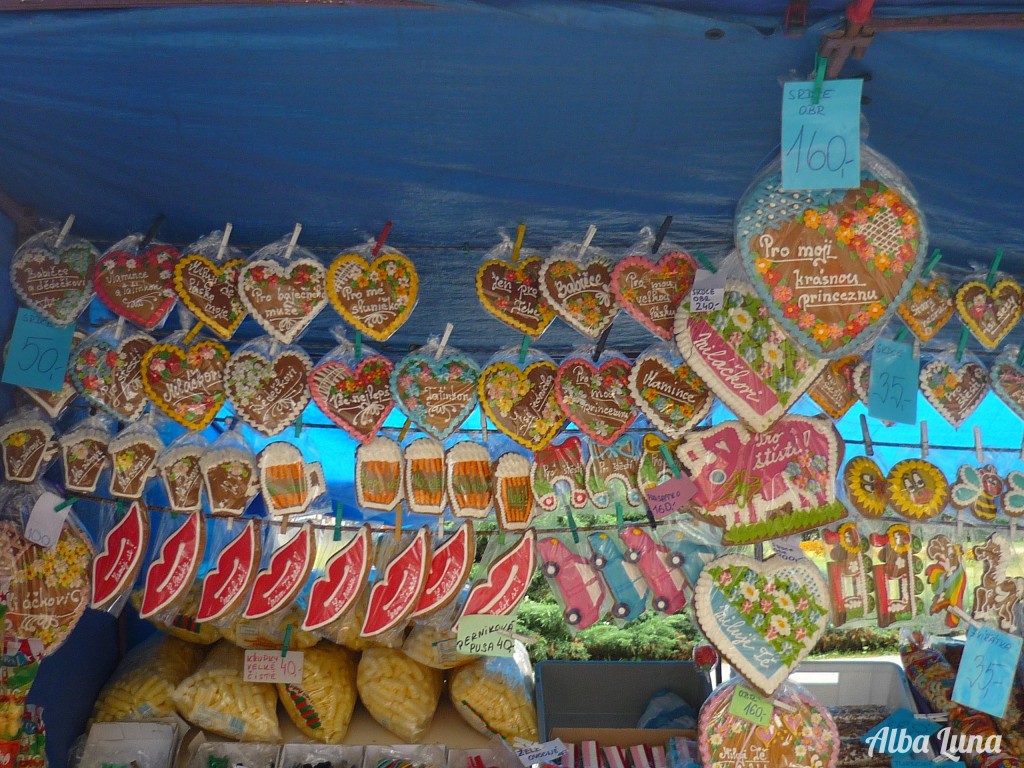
[449,655,538,742]
[402,622,477,670]
[220,606,318,650]
[91,634,206,723]
[356,648,443,742]
[277,642,358,743]
[172,641,280,741]
[130,587,222,645]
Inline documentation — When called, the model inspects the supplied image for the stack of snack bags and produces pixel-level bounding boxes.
[17,705,45,768]
[0,638,44,767]
[91,634,206,722]
[356,648,443,742]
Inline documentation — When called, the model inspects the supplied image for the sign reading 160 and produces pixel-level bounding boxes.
[784,126,854,177]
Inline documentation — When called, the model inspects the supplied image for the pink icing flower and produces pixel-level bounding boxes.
[798,313,816,330]
[773,285,794,302]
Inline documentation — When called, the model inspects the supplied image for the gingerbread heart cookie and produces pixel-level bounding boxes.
[898,274,954,342]
[919,358,989,428]
[539,248,618,339]
[675,281,826,432]
[478,359,564,450]
[809,355,860,420]
[93,240,179,330]
[327,251,417,341]
[70,331,154,422]
[173,254,247,339]
[476,256,555,338]
[555,355,636,446]
[11,233,98,326]
[956,277,1024,350]
[239,258,328,344]
[309,356,394,444]
[391,351,480,440]
[224,345,311,437]
[611,250,697,340]
[694,554,832,695]
[736,171,924,358]
[627,347,712,438]
[141,341,229,430]
[991,348,1024,421]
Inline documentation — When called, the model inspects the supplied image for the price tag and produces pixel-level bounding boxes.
[514,739,567,767]
[646,476,698,519]
[729,685,773,727]
[689,269,725,312]
[24,492,70,550]
[868,339,919,424]
[952,624,1023,718]
[456,614,517,657]
[243,649,304,684]
[771,535,806,562]
[781,79,862,190]
[1,308,75,392]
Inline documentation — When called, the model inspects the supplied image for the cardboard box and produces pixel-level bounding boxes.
[549,728,694,748]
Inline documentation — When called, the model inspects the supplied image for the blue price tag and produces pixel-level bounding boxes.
[781,79,862,191]
[952,623,1023,719]
[868,339,919,424]
[1,308,75,392]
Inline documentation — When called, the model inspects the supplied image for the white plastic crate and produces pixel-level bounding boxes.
[277,743,364,768]
[787,660,918,712]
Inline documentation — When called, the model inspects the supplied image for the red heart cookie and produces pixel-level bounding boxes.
[539,254,618,339]
[475,257,555,338]
[309,356,394,444]
[224,348,312,437]
[478,360,565,450]
[956,278,1024,350]
[173,254,247,340]
[93,242,179,330]
[142,341,229,430]
[809,355,860,420]
[627,350,712,438]
[897,275,954,342]
[611,251,697,340]
[239,258,328,344]
[554,356,636,446]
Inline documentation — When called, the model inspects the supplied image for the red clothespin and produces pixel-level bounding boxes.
[784,0,808,37]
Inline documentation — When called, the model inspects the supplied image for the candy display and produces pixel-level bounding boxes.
[173,641,281,741]
[356,648,444,742]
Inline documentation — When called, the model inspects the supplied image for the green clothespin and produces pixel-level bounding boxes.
[894,326,909,343]
[695,250,717,274]
[921,249,942,278]
[282,624,293,657]
[566,509,579,544]
[615,502,624,529]
[354,331,362,362]
[334,502,343,542]
[55,497,78,512]
[294,413,303,437]
[658,443,682,478]
[811,53,828,106]
[518,335,531,365]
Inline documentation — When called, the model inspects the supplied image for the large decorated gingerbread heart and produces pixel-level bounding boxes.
[694,554,831,696]
[11,238,97,326]
[919,358,988,428]
[627,348,712,438]
[93,242,179,330]
[327,252,418,341]
[675,281,826,432]
[539,252,618,338]
[611,251,697,340]
[956,277,1024,350]
[476,256,555,338]
[224,346,311,437]
[173,254,247,339]
[309,356,394,443]
[239,258,328,344]
[898,274,954,342]
[991,349,1024,421]
[141,341,229,430]
[391,351,480,440]
[736,173,924,358]
[478,360,564,450]
[809,355,860,420]
[678,415,845,544]
[555,356,636,446]
[70,332,155,422]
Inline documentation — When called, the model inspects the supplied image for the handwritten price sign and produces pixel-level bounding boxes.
[729,685,773,727]
[1,308,75,391]
[952,624,1023,718]
[781,79,862,191]
[243,649,304,684]
[868,339,919,425]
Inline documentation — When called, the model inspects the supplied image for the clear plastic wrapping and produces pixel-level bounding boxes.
[277,642,358,744]
[355,648,443,743]
[449,647,538,742]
